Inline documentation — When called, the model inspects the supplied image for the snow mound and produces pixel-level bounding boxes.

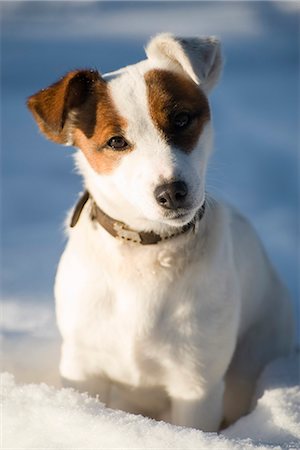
[2,354,299,449]
[223,355,300,447]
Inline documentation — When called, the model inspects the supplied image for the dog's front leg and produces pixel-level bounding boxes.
[59,341,111,403]
[170,380,224,431]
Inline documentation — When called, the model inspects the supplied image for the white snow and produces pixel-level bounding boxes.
[2,354,299,449]
[223,355,300,447]
[1,2,299,448]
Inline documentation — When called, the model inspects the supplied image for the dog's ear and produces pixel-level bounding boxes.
[27,69,102,145]
[145,33,222,92]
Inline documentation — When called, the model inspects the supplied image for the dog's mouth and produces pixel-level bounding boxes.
[162,207,199,227]
[160,196,206,227]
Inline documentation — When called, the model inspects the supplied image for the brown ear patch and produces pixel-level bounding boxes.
[63,71,100,138]
[28,69,130,174]
[145,69,210,153]
[27,70,101,144]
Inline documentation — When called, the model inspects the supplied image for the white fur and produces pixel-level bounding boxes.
[55,34,294,431]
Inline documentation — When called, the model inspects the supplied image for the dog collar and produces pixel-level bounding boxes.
[70,191,205,245]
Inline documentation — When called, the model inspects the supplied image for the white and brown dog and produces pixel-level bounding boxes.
[28,33,294,431]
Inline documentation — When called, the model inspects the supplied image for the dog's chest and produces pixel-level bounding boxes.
[60,227,197,386]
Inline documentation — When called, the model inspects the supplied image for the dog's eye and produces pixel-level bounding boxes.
[173,112,191,129]
[107,136,128,150]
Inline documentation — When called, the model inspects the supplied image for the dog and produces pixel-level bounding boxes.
[27,33,294,431]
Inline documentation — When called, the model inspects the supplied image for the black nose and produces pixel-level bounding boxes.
[154,180,188,210]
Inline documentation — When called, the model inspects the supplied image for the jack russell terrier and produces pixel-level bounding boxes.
[28,33,294,431]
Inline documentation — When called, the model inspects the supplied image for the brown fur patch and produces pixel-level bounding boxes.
[28,69,130,174]
[145,69,210,153]
[73,83,130,174]
[27,70,101,144]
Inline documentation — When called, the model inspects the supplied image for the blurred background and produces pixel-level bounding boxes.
[1,1,299,381]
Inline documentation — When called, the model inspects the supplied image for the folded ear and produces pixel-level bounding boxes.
[27,69,102,145]
[145,33,222,92]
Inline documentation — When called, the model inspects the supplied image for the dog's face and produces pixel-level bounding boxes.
[28,34,222,231]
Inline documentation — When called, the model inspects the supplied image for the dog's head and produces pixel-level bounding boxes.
[28,33,222,232]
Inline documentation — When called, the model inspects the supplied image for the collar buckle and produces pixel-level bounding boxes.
[113,222,142,243]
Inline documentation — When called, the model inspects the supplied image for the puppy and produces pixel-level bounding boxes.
[27,33,294,431]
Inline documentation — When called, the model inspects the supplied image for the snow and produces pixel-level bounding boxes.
[1,1,299,448]
[223,356,300,447]
[2,354,299,449]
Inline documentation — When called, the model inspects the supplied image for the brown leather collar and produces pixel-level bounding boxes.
[70,191,205,245]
